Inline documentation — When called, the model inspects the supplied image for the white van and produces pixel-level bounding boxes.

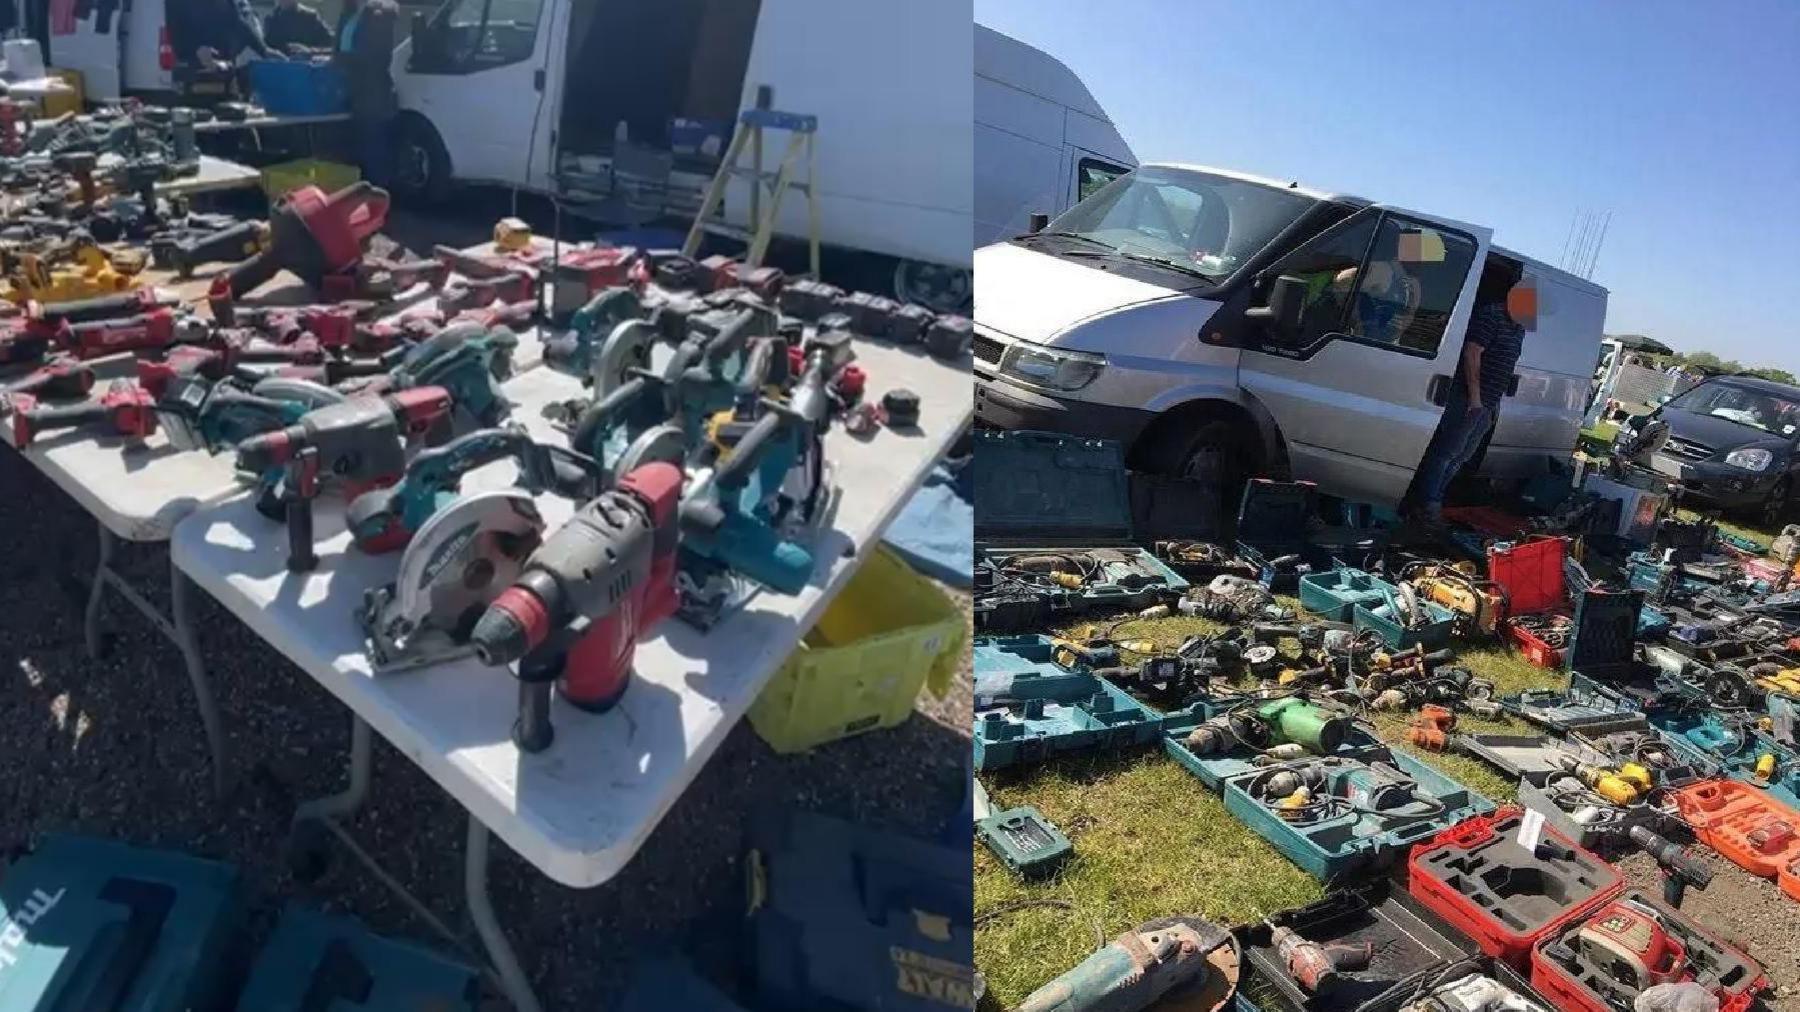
[973,23,1134,248]
[388,0,972,307]
[972,162,1608,509]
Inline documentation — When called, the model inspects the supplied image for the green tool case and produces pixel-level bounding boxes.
[0,834,242,1012]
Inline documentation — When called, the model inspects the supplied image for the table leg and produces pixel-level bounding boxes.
[84,519,227,796]
[84,523,113,660]
[170,566,227,798]
[467,816,545,1012]
[293,713,370,825]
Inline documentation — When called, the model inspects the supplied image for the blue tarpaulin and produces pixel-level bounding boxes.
[881,460,973,587]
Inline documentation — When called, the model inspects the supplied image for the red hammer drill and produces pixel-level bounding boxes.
[235,386,452,571]
[470,460,684,752]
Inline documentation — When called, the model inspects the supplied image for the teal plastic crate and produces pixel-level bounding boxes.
[1646,710,1800,810]
[1352,594,1456,650]
[1219,751,1494,882]
[0,834,242,1011]
[973,635,1163,771]
[1298,568,1394,622]
[235,906,479,1011]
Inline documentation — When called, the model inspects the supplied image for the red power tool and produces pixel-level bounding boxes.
[209,183,389,303]
[235,386,453,571]
[1269,924,1373,993]
[2,359,95,399]
[8,380,156,448]
[470,461,684,752]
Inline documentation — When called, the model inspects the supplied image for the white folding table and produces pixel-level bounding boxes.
[171,342,971,1011]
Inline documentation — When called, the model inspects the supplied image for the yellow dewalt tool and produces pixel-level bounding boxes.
[493,216,533,251]
[6,237,144,303]
[1563,758,1642,805]
[1405,563,1504,635]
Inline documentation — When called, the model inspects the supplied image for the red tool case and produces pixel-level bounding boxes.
[1489,538,1573,668]
[1672,778,1800,902]
[1530,889,1768,1012]
[1406,806,1624,971]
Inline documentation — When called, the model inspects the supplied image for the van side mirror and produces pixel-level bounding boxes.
[1246,274,1306,344]
[1027,212,1049,234]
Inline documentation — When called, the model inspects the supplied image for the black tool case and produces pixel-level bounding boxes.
[1235,480,1383,593]
[1235,882,1482,1011]
[973,430,1188,631]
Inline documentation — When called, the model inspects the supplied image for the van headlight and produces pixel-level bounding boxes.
[999,344,1105,392]
[1725,448,1774,472]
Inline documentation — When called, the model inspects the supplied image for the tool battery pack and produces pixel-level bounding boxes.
[747,808,973,1012]
[234,906,480,1011]
[1407,806,1625,971]
[976,805,1072,879]
[0,834,242,1012]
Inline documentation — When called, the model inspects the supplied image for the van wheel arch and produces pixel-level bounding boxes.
[1130,401,1281,523]
[390,112,454,206]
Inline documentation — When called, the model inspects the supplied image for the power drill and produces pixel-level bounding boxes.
[346,425,599,553]
[1627,824,1712,908]
[1269,923,1372,993]
[152,374,332,452]
[1559,755,1651,805]
[1015,916,1227,1012]
[235,387,453,571]
[470,461,683,752]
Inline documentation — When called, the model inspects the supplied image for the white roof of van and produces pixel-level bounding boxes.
[976,25,1113,124]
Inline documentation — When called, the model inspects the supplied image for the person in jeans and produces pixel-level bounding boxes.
[1412,270,1535,524]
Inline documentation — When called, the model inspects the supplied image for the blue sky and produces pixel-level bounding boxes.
[975,0,1800,372]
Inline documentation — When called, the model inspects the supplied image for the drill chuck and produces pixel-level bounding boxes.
[471,573,556,666]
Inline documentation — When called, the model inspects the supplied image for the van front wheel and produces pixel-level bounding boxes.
[389,117,453,206]
[1147,419,1251,525]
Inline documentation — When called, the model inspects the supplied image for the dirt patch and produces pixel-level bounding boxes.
[1615,850,1800,1004]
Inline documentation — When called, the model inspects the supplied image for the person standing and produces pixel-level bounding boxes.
[334,0,399,188]
[266,0,334,54]
[1410,270,1535,525]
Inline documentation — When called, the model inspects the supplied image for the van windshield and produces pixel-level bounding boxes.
[1668,380,1800,436]
[1041,166,1318,280]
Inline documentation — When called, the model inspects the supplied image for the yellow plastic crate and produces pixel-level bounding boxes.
[44,69,83,116]
[260,159,360,202]
[749,547,965,754]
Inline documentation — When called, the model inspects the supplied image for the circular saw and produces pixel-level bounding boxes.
[592,318,657,397]
[360,489,545,672]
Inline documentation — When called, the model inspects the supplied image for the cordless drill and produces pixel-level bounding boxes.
[470,461,684,752]
[1270,923,1373,993]
[1628,824,1713,908]
[235,386,453,571]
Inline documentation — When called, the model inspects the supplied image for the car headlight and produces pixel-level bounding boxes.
[1725,448,1774,472]
[999,344,1105,392]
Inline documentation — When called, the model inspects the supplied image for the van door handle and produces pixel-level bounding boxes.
[1426,375,1451,406]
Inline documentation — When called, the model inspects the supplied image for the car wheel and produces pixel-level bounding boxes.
[1761,477,1793,530]
[389,116,452,206]
[893,259,972,313]
[1147,419,1251,531]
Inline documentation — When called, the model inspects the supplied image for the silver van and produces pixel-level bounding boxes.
[972,163,1608,508]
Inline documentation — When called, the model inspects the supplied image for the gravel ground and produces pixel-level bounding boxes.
[0,342,972,1005]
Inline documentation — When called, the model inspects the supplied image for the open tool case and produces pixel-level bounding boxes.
[1161,699,1385,792]
[1406,807,1625,971]
[1672,778,1800,901]
[1646,705,1800,809]
[1490,537,1575,667]
[1455,733,1672,849]
[972,635,1163,771]
[1503,672,1650,737]
[972,430,1187,632]
[1235,480,1382,593]
[1530,889,1768,1012]
[1236,883,1548,1011]
[1219,749,1493,881]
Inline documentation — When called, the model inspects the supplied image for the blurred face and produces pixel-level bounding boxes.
[1507,279,1538,330]
[277,0,296,7]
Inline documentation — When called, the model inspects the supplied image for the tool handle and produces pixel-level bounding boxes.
[285,447,320,572]
[219,247,282,301]
[569,375,648,457]
[713,408,785,491]
[701,308,756,368]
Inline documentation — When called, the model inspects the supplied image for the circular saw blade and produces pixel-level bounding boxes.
[612,423,686,481]
[377,490,545,661]
[592,319,656,398]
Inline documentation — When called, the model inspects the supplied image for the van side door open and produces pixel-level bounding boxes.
[1237,205,1491,506]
